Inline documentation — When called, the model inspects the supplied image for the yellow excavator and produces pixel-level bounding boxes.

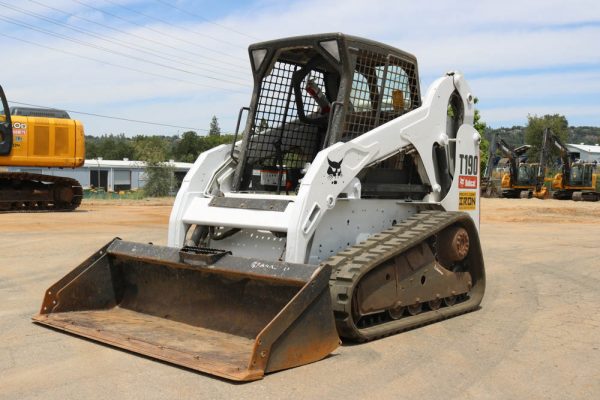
[544,128,599,201]
[483,132,547,199]
[481,133,527,197]
[0,85,85,212]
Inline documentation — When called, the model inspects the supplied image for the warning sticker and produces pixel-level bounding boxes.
[459,191,476,210]
[260,170,286,186]
[13,122,27,135]
[458,175,478,189]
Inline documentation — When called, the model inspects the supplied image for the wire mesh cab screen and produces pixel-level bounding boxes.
[235,36,421,194]
[238,48,339,193]
[343,50,419,141]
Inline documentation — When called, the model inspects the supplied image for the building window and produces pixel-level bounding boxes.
[113,170,132,191]
[90,170,108,191]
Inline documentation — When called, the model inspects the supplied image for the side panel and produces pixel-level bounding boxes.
[0,116,83,168]
[440,124,481,228]
[307,199,424,264]
[286,73,479,263]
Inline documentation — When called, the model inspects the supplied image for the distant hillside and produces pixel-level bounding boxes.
[484,126,600,146]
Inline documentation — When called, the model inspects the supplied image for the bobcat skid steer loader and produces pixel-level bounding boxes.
[34,33,485,381]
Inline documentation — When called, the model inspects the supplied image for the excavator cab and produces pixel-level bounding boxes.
[516,163,537,186]
[569,163,593,187]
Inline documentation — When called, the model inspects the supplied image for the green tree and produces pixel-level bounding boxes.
[472,98,489,173]
[84,138,99,159]
[209,115,221,137]
[87,134,135,160]
[524,114,568,161]
[132,135,171,162]
[142,162,174,197]
[173,131,200,163]
[197,134,236,154]
[132,135,174,197]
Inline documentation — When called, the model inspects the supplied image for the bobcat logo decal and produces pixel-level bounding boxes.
[327,157,343,184]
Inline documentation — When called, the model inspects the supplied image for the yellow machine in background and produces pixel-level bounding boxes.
[552,162,599,201]
[500,162,549,199]
[0,85,85,212]
[484,133,547,199]
[542,128,599,202]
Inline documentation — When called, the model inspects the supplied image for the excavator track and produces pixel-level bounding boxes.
[0,172,83,213]
[326,210,485,342]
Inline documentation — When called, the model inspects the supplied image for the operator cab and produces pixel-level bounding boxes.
[516,163,537,186]
[233,33,421,194]
[569,162,594,186]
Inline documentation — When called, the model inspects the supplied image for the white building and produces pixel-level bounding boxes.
[566,143,600,163]
[8,159,193,192]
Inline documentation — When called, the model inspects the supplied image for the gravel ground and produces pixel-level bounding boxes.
[1,198,598,399]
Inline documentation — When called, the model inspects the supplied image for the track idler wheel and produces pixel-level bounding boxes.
[437,226,470,266]
[53,184,74,204]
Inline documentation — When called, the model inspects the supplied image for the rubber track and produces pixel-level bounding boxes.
[0,172,83,213]
[325,210,482,342]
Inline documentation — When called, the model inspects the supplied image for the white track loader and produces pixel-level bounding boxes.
[34,33,485,381]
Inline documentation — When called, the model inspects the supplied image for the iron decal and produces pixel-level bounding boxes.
[458,191,476,210]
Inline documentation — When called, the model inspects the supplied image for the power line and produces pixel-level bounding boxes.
[154,0,260,41]
[125,1,255,49]
[73,0,247,63]
[0,15,251,88]
[28,0,248,75]
[104,0,249,50]
[9,100,208,131]
[6,0,250,81]
[0,31,249,93]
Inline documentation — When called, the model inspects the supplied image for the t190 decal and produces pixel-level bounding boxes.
[458,154,478,176]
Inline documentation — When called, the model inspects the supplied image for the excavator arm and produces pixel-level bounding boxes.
[496,138,519,185]
[482,132,498,181]
[548,130,571,188]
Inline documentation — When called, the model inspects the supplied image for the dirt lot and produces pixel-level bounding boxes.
[1,198,599,399]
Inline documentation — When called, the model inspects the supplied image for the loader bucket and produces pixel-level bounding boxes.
[32,239,339,381]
